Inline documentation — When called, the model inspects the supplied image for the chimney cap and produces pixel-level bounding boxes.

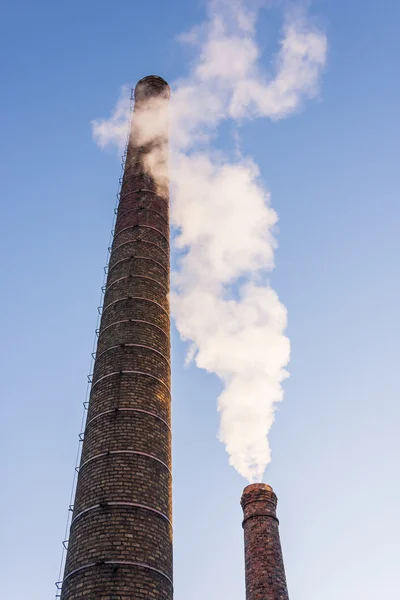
[241,483,277,509]
[135,75,170,100]
[243,483,274,493]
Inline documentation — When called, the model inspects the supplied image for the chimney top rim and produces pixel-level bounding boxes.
[240,483,277,508]
[243,483,274,494]
[135,75,170,96]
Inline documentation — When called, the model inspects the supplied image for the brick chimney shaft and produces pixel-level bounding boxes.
[241,484,289,600]
[60,76,172,600]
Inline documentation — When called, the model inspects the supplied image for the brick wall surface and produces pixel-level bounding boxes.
[60,75,173,600]
[241,484,289,600]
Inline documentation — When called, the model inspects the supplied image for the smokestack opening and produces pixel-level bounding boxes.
[134,75,171,103]
[242,482,274,498]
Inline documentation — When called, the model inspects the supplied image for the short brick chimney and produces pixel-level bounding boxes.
[241,484,289,600]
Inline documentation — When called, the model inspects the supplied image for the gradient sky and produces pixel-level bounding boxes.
[1,1,399,599]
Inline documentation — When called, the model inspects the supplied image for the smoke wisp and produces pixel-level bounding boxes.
[92,0,327,482]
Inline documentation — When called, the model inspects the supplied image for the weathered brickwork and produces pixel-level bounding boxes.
[241,484,289,600]
[60,75,172,600]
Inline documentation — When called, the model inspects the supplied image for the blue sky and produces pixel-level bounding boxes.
[1,1,399,599]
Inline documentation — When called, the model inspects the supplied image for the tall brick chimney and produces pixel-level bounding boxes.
[241,484,289,600]
[59,75,172,600]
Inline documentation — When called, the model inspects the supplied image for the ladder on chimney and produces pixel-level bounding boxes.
[54,89,135,599]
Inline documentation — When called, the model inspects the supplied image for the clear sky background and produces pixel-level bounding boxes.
[0,1,399,599]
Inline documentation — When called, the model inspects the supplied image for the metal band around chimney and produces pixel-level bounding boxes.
[242,513,279,526]
[94,344,171,366]
[104,274,169,295]
[90,370,171,394]
[62,561,173,587]
[111,239,169,259]
[101,296,169,317]
[97,319,170,340]
[114,224,170,247]
[71,502,171,527]
[108,255,169,275]
[125,187,169,202]
[85,407,170,431]
[116,205,169,227]
[119,187,168,204]
[78,450,171,475]
[118,206,169,227]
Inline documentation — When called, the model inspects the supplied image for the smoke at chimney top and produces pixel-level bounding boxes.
[92,0,327,482]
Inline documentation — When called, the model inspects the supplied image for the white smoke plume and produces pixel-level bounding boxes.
[92,0,327,482]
